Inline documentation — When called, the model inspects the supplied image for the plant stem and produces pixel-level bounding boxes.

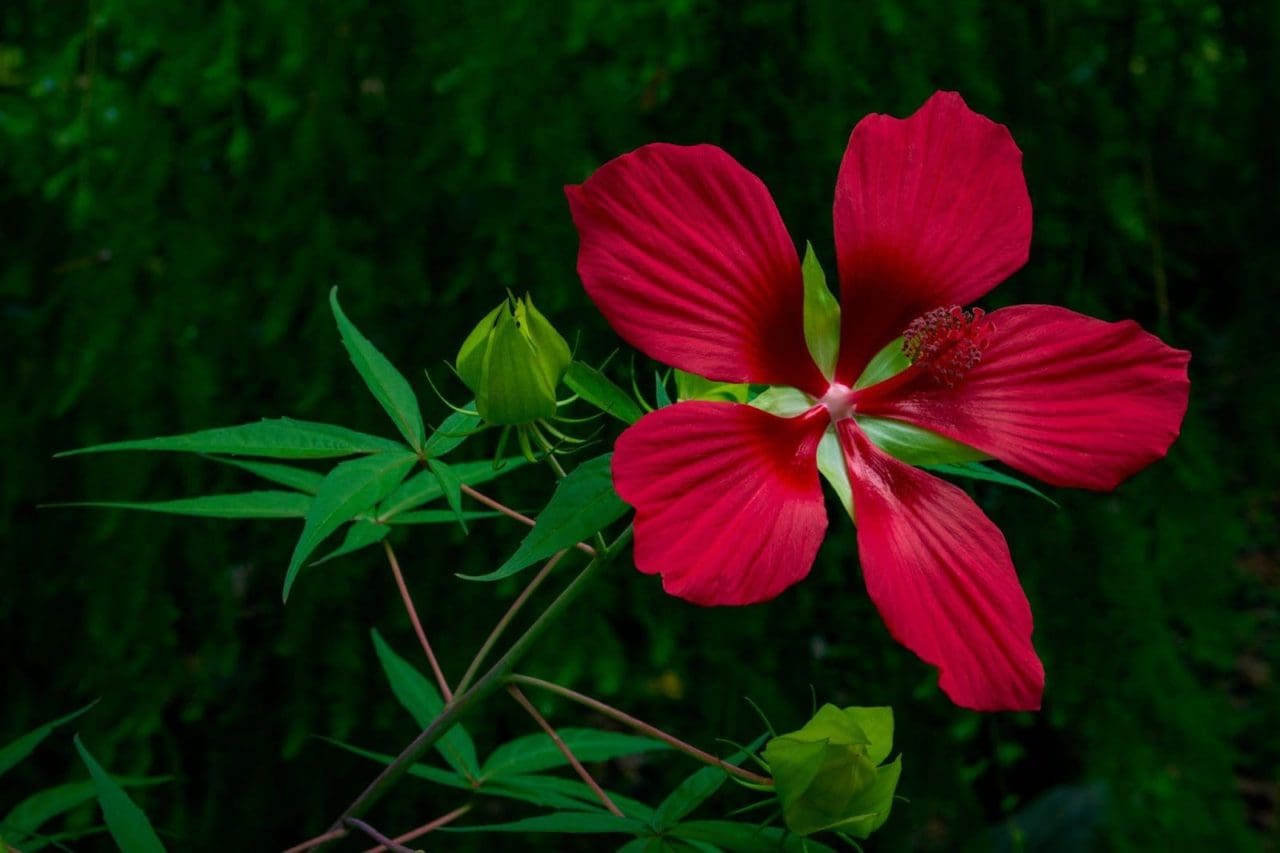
[322,526,633,837]
[282,827,347,853]
[383,540,451,700]
[507,673,773,787]
[454,549,567,695]
[344,817,415,853]
[361,804,471,852]
[507,684,624,816]
[460,483,595,557]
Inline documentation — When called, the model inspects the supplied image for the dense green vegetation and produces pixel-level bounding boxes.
[3,0,1276,849]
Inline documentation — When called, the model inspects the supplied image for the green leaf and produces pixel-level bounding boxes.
[282,452,417,600]
[460,454,627,582]
[330,288,426,452]
[369,629,480,779]
[670,821,836,852]
[387,509,501,525]
[481,729,669,779]
[856,416,989,467]
[924,462,1060,507]
[309,520,390,566]
[423,406,483,458]
[0,701,97,778]
[564,361,644,424]
[446,812,647,835]
[203,456,325,494]
[377,457,525,520]
[73,736,166,853]
[654,372,673,408]
[57,419,406,459]
[57,491,311,520]
[3,777,168,839]
[673,370,749,404]
[654,735,767,829]
[802,243,840,378]
[427,458,467,531]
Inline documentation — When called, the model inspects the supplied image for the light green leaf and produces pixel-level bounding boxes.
[481,729,669,779]
[330,288,426,452]
[802,243,840,378]
[56,419,406,459]
[282,452,417,600]
[427,458,467,531]
[57,491,311,520]
[824,756,901,839]
[564,361,644,424]
[674,370,749,404]
[3,777,168,839]
[446,812,647,835]
[854,337,911,390]
[924,462,1059,507]
[423,406,483,458]
[203,456,324,494]
[0,701,97,778]
[856,416,989,467]
[816,431,854,520]
[369,629,479,779]
[377,457,525,520]
[73,736,166,853]
[749,386,812,417]
[459,454,626,582]
[310,520,390,566]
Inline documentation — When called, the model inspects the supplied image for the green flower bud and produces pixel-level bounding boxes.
[456,294,571,425]
[762,704,902,838]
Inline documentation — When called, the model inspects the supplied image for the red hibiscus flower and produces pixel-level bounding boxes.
[565,92,1190,711]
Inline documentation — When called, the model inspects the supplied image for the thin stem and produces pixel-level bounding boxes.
[530,422,568,479]
[384,540,451,701]
[454,549,567,695]
[508,673,772,787]
[344,818,415,853]
[507,685,623,816]
[282,827,347,853]
[322,526,633,837]
[460,483,595,557]
[361,804,472,852]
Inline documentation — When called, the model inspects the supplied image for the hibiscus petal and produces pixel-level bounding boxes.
[838,420,1044,711]
[568,144,828,396]
[833,91,1032,382]
[613,401,829,606]
[853,304,1191,490]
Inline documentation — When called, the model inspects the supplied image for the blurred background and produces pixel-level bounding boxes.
[2,0,1277,849]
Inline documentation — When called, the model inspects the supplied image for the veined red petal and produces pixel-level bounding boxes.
[833,91,1032,382]
[568,143,828,396]
[839,420,1044,711]
[854,304,1191,490]
[613,402,829,606]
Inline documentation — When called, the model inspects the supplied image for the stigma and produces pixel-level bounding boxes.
[901,305,993,387]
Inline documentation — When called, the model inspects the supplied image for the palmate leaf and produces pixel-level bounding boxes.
[282,452,418,600]
[56,418,405,459]
[387,509,501,525]
[446,812,647,835]
[924,461,1059,507]
[423,406,483,458]
[426,458,467,531]
[377,457,526,520]
[3,776,169,842]
[668,821,835,852]
[460,453,627,582]
[202,456,325,494]
[330,288,426,452]
[73,736,166,853]
[0,701,97,778]
[57,491,311,520]
[654,734,768,830]
[309,519,389,566]
[564,361,644,424]
[480,729,669,779]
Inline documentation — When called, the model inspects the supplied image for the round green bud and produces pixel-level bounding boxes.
[456,294,571,425]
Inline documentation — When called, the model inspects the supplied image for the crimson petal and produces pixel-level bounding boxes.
[833,91,1032,382]
[613,402,829,606]
[568,143,827,396]
[839,420,1044,711]
[854,304,1191,490]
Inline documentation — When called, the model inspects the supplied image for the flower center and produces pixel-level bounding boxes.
[901,305,993,387]
[819,382,856,421]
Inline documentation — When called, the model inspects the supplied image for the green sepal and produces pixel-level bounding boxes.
[456,295,570,425]
[855,416,989,467]
[674,370,749,403]
[853,337,911,390]
[802,243,840,378]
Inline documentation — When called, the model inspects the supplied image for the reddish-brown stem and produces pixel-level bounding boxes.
[507,673,773,787]
[344,817,414,852]
[460,484,596,557]
[282,827,347,853]
[507,684,624,816]
[383,540,451,701]
[361,804,472,852]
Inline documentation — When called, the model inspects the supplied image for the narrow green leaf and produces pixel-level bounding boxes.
[857,416,989,467]
[481,729,669,779]
[57,419,406,459]
[801,242,840,378]
[0,701,97,778]
[427,458,467,531]
[423,406,483,458]
[670,821,836,852]
[377,457,524,520]
[73,736,166,853]
[282,452,417,600]
[387,509,501,525]
[309,520,390,566]
[654,372,673,408]
[460,453,626,582]
[564,362,644,424]
[330,288,426,451]
[654,735,767,830]
[57,491,311,520]
[445,812,646,835]
[203,456,325,494]
[3,777,168,838]
[369,629,480,779]
[924,462,1059,507]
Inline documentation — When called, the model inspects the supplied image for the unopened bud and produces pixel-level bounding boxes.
[456,294,571,425]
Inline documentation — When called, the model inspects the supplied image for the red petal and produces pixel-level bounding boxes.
[568,144,828,397]
[839,420,1044,711]
[854,305,1191,490]
[613,402,829,606]
[833,91,1032,382]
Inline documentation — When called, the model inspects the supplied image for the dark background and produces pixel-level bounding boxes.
[3,1,1277,850]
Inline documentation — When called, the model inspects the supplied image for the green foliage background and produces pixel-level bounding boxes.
[3,0,1276,849]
